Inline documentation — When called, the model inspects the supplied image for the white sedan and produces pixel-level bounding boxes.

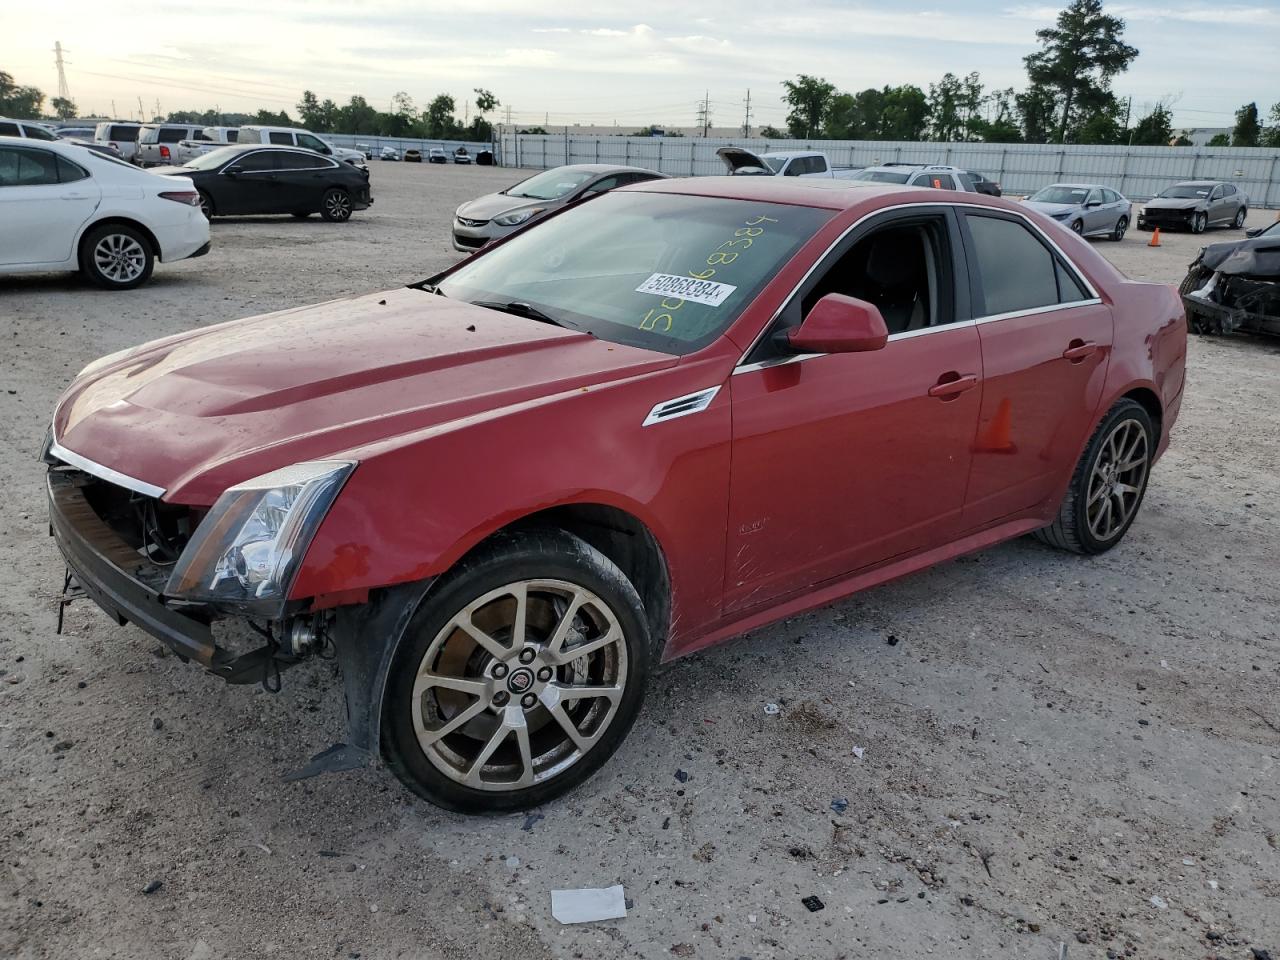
[0,135,210,290]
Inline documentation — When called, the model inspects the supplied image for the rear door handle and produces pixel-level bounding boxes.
[928,373,979,399]
[1062,340,1098,362]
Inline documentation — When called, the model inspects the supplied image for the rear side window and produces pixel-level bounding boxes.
[159,128,187,143]
[24,125,58,141]
[276,151,327,170]
[965,214,1089,317]
[0,122,18,135]
[0,147,61,186]
[226,130,239,143]
[803,155,827,174]
[55,155,88,183]
[110,125,139,142]
[268,131,292,145]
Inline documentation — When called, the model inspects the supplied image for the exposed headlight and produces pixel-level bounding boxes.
[493,207,544,227]
[165,460,354,616]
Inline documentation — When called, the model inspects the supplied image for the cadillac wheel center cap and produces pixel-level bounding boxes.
[507,668,535,694]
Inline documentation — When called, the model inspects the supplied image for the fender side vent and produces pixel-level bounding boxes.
[642,386,721,427]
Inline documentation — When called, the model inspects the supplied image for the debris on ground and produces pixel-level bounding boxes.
[674,769,690,783]
[1149,894,1168,909]
[141,880,162,895]
[831,797,849,814]
[550,885,627,924]
[521,813,544,832]
[801,895,825,912]
[763,703,780,715]
[851,745,866,760]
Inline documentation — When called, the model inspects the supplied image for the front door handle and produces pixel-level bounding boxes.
[61,192,89,200]
[1062,339,1098,363]
[928,373,979,400]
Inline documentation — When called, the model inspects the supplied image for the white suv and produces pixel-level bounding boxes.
[237,126,367,168]
[0,135,210,289]
[93,121,144,162]
[849,163,978,192]
[0,118,58,141]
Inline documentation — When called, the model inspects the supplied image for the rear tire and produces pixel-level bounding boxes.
[382,528,653,812]
[1233,207,1247,229]
[79,224,154,290]
[197,191,213,220]
[1111,216,1128,241]
[320,188,353,222]
[1034,399,1154,555]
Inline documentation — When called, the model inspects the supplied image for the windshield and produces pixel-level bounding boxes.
[1159,184,1211,199]
[1030,186,1090,205]
[849,169,911,184]
[507,168,593,200]
[183,146,247,170]
[436,192,832,355]
[763,156,786,173]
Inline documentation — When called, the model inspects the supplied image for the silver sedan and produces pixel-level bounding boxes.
[452,164,666,252]
[1022,183,1132,241]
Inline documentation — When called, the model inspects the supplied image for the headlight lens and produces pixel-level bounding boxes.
[165,460,354,616]
[493,207,544,226]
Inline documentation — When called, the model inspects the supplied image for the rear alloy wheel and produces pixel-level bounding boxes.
[79,224,154,290]
[320,188,353,222]
[197,191,213,219]
[1111,216,1128,241]
[1191,212,1207,234]
[382,529,652,811]
[1034,398,1154,555]
[1233,207,1247,229]
[1070,219,1084,235]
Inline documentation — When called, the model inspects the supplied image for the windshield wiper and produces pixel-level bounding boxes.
[471,300,575,329]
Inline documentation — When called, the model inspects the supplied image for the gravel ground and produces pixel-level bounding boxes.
[2,164,1278,960]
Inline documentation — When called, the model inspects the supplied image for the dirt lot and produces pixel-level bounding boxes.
[2,164,1278,960]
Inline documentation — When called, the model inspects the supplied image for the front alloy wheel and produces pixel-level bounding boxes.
[79,224,154,290]
[1034,398,1154,554]
[1192,212,1207,234]
[1070,219,1084,235]
[383,530,652,811]
[1111,216,1128,241]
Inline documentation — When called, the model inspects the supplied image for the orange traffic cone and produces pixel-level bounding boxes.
[1148,227,1161,247]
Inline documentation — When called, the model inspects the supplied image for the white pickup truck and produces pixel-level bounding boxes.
[717,147,862,179]
[172,126,242,165]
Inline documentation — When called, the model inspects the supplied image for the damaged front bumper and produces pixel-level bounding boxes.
[1182,272,1280,336]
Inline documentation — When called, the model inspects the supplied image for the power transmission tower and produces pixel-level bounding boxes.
[742,89,753,137]
[695,90,712,137]
[137,96,144,121]
[53,41,71,101]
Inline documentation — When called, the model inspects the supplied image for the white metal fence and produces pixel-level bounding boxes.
[497,132,1280,207]
[325,133,493,158]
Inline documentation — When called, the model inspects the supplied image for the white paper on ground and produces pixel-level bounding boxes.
[550,885,627,924]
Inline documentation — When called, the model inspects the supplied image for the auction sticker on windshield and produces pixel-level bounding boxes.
[636,273,737,307]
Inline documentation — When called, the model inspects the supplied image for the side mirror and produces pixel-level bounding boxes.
[1085,200,1101,208]
[786,294,889,354]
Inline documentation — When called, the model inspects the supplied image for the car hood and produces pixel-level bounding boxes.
[716,146,774,175]
[52,287,677,504]
[457,192,555,220]
[1200,234,1280,276]
[1145,197,1204,211]
[1023,200,1078,217]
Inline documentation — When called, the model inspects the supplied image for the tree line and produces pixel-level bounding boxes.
[768,0,1280,148]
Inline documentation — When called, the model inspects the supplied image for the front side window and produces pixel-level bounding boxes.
[159,128,186,143]
[110,125,139,142]
[798,214,955,335]
[268,131,292,145]
[965,214,1088,317]
[297,133,328,153]
[1086,189,1103,205]
[234,151,277,172]
[0,147,61,186]
[436,192,833,355]
[23,124,57,141]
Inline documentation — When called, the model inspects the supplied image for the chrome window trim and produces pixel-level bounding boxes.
[732,200,1102,373]
[48,439,167,499]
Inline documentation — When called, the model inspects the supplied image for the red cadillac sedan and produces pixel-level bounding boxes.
[45,177,1187,811]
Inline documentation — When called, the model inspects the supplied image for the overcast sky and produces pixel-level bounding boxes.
[7,2,1279,130]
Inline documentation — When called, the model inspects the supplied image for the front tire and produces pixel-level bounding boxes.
[382,529,653,812]
[1035,399,1154,555]
[320,188,353,222]
[1070,219,1084,235]
[79,224,154,290]
[1191,212,1207,234]
[1111,216,1128,241]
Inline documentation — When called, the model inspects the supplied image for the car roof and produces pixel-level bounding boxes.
[1043,182,1106,189]
[542,163,663,176]
[1176,180,1220,186]
[630,175,998,210]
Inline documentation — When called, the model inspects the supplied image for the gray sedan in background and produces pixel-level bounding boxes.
[452,163,667,252]
[1022,183,1132,240]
